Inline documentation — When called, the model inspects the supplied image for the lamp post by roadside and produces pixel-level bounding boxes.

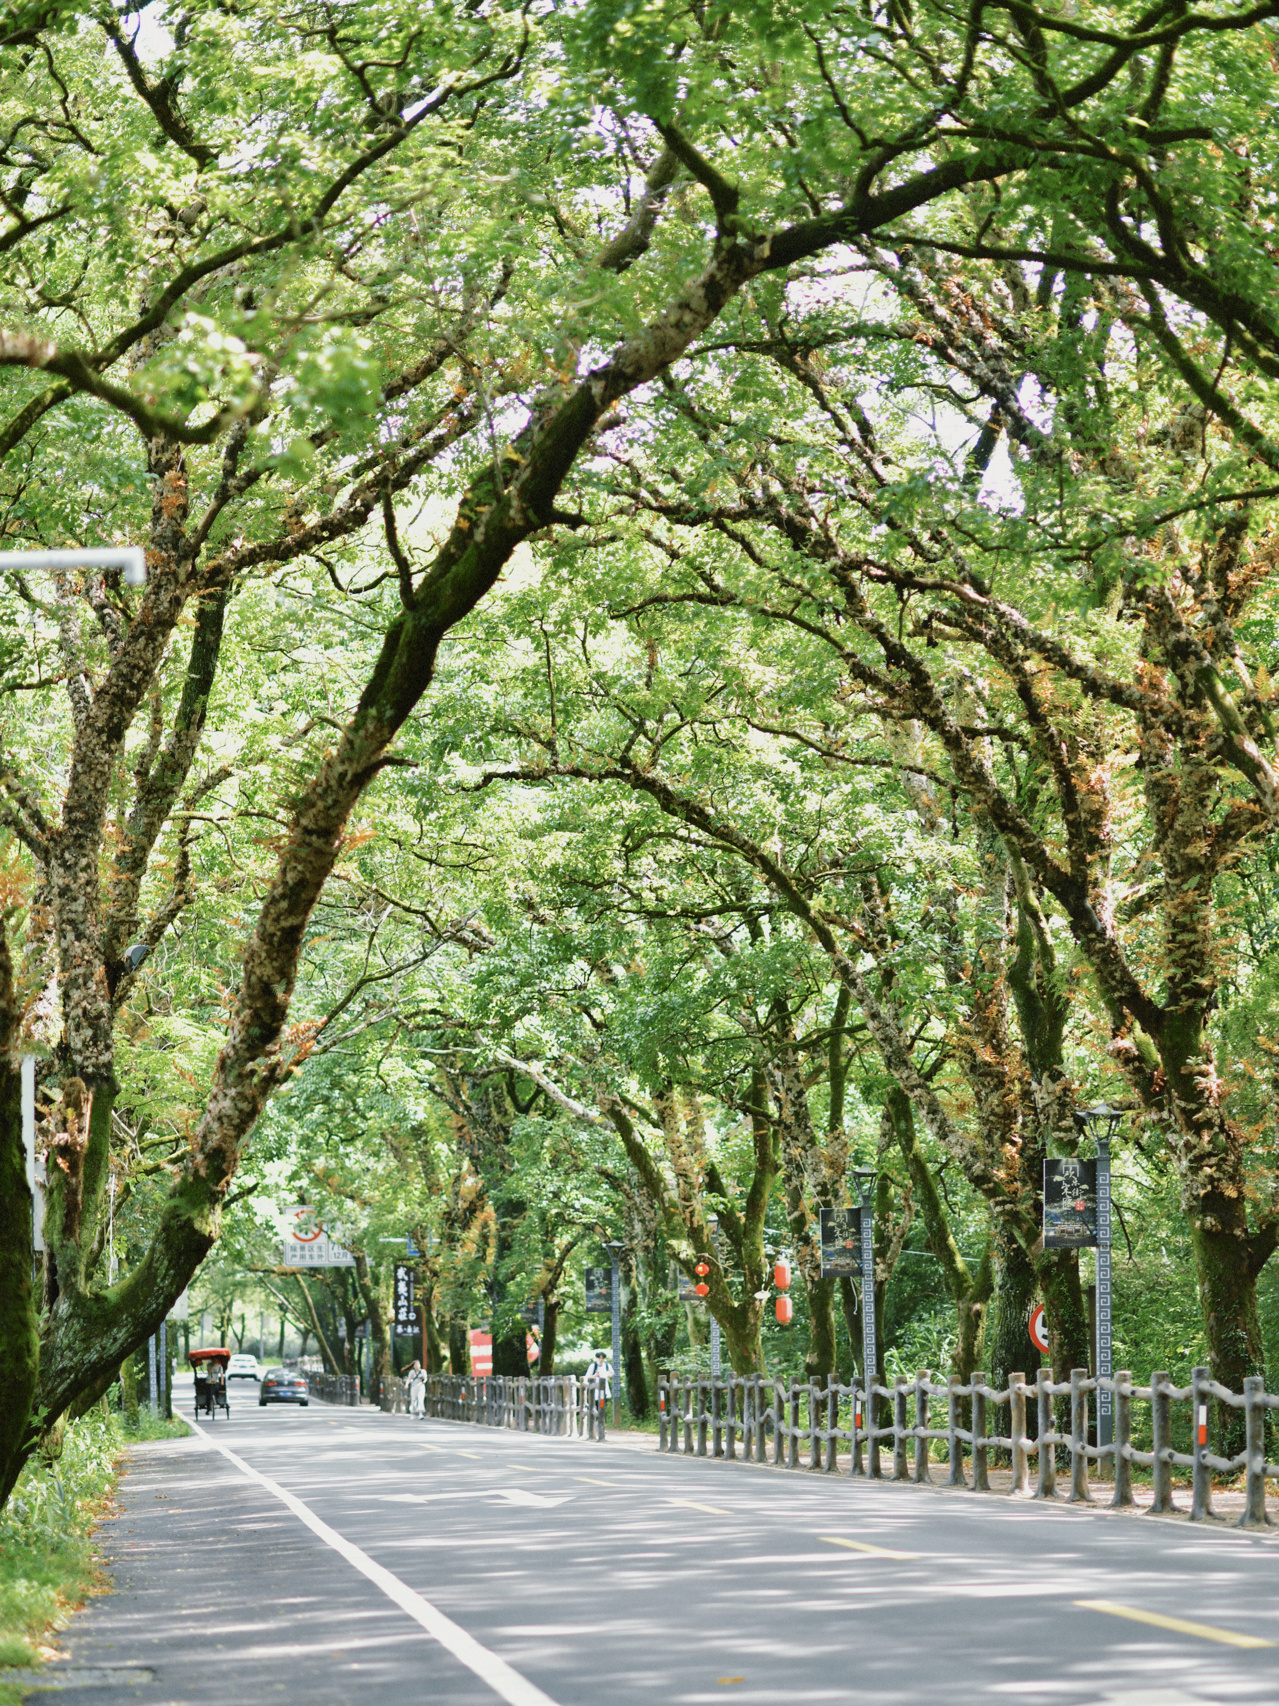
[603,1240,625,1427]
[706,1215,721,1378]
[853,1168,878,1395]
[1073,1103,1124,1458]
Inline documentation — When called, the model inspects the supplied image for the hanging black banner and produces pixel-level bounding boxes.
[1043,1159,1098,1248]
[819,1205,863,1278]
[584,1265,612,1313]
[393,1263,417,1335]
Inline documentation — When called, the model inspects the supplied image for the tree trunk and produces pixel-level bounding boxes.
[122,1353,139,1428]
[888,1086,992,1381]
[770,1019,837,1384]
[338,1280,361,1378]
[986,1224,1038,1396]
[0,925,38,1505]
[617,1263,645,1409]
[1037,1248,1090,1380]
[353,1251,391,1399]
[295,1277,340,1373]
[623,1293,648,1419]
[1192,1205,1267,1450]
[422,1286,446,1375]
[448,1317,471,1375]
[540,1296,558,1376]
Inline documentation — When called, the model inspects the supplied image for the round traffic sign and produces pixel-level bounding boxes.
[1028,1304,1049,1355]
[291,1207,323,1242]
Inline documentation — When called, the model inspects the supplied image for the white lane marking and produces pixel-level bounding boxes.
[494,1489,572,1508]
[190,1421,562,1706]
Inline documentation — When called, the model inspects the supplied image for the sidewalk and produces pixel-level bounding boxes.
[12,1434,477,1704]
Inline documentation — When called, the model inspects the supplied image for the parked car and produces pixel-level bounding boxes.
[259,1367,309,1407]
[227,1354,262,1381]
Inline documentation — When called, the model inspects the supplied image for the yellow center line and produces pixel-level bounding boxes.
[820,1535,920,1560]
[667,1498,733,1515]
[507,1463,543,1471]
[457,1452,483,1460]
[420,1444,444,1453]
[574,1477,621,1487]
[1075,1600,1275,1649]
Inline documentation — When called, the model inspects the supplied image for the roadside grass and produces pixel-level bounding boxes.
[0,1407,189,1705]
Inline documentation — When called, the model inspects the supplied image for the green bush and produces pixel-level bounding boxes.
[0,1415,122,1696]
[0,1396,193,1697]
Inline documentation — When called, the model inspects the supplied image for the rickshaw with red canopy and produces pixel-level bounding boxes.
[190,1348,231,1418]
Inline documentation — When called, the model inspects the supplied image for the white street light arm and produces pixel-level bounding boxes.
[0,545,147,585]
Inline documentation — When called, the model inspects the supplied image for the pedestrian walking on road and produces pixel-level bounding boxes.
[586,1349,612,1414]
[406,1359,426,1418]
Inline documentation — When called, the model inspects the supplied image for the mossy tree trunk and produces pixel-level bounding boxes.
[0,926,38,1506]
[986,1224,1039,1398]
[887,1086,993,1383]
[770,1006,839,1387]
[353,1251,391,1398]
[606,1076,772,1376]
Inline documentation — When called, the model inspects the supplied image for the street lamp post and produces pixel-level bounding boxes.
[1074,1103,1124,1459]
[603,1240,625,1427]
[853,1168,878,1397]
[706,1215,721,1379]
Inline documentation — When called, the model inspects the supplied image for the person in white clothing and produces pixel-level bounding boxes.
[586,1349,613,1403]
[405,1358,426,1417]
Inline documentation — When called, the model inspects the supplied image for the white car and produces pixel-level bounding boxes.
[227,1354,262,1381]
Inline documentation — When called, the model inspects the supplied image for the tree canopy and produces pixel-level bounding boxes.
[4,0,1279,1497]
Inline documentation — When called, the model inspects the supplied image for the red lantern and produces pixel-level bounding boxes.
[695,1260,710,1276]
[775,1295,793,1325]
[695,1281,710,1297]
[773,1256,792,1291]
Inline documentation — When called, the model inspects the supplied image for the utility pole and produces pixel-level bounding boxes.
[603,1241,625,1428]
[1074,1104,1123,1461]
[707,1215,721,1378]
[854,1169,877,1397]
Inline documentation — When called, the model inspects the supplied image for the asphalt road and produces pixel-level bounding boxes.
[28,1379,1279,1706]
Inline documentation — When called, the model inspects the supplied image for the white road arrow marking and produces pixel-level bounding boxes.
[494,1488,573,1507]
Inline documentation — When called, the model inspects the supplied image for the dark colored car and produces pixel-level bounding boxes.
[259,1367,309,1407]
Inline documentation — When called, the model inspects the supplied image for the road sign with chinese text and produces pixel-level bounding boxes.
[394,1264,416,1335]
[819,1206,862,1278]
[280,1204,355,1268]
[1042,1160,1098,1249]
[585,1266,612,1313]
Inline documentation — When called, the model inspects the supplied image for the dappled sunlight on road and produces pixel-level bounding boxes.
[52,1399,1279,1706]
